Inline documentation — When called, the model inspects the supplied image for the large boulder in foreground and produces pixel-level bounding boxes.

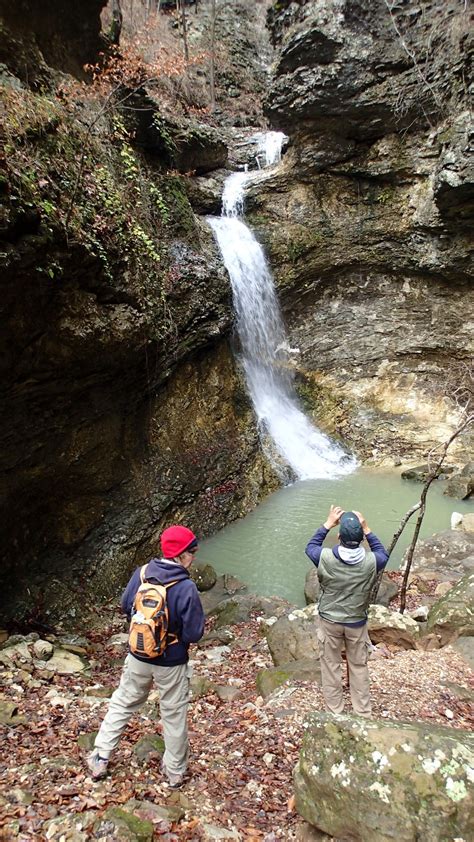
[401,529,474,583]
[265,605,319,665]
[294,713,474,842]
[426,572,474,644]
[367,605,421,650]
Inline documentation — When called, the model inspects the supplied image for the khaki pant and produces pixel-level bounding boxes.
[94,654,191,776]
[317,617,372,717]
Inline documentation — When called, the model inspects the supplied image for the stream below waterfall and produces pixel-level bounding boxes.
[199,468,473,607]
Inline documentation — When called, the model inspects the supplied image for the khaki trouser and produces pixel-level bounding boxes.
[94,654,191,776]
[317,617,372,717]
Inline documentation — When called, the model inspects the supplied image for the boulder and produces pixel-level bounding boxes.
[133,735,165,762]
[94,807,153,842]
[401,529,474,582]
[444,462,474,500]
[294,713,474,842]
[32,639,53,660]
[459,512,474,533]
[190,561,218,592]
[401,464,455,482]
[265,604,319,666]
[124,799,185,825]
[209,594,292,629]
[214,685,242,703]
[426,573,474,644]
[43,812,97,842]
[451,636,474,669]
[256,658,321,699]
[42,648,88,674]
[199,573,248,616]
[372,574,399,608]
[367,605,421,650]
[190,675,215,700]
[304,568,320,605]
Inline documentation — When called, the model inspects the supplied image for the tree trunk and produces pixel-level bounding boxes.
[109,0,123,45]
[179,0,189,62]
[209,0,216,111]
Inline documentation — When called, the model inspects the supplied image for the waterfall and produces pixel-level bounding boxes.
[208,133,356,481]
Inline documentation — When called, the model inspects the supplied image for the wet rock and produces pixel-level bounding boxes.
[265,605,319,666]
[426,573,474,644]
[367,605,421,650]
[133,734,165,762]
[256,659,321,699]
[294,713,474,842]
[190,561,218,592]
[94,807,154,841]
[402,529,474,582]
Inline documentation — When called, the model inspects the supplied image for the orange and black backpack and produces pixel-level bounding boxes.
[128,564,179,659]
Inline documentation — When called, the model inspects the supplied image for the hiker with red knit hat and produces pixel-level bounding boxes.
[87,525,204,788]
[305,506,388,717]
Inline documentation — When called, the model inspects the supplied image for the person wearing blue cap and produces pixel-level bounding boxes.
[305,506,388,717]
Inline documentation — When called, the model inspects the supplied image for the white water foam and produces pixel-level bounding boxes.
[208,134,356,481]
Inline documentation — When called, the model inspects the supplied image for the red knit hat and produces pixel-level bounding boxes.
[161,525,198,558]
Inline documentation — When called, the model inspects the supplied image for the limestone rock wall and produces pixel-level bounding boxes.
[0,0,277,625]
[251,0,473,462]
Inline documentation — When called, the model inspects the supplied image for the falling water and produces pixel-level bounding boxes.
[208,133,356,481]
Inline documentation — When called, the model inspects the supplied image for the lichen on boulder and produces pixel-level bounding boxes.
[294,712,474,842]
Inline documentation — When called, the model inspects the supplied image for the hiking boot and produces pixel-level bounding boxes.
[161,760,187,789]
[87,751,109,780]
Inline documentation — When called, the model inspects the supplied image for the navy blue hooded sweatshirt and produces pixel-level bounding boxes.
[121,558,205,666]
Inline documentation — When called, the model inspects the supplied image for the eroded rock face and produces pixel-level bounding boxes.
[253,0,474,463]
[294,713,474,842]
[402,530,474,582]
[427,573,474,644]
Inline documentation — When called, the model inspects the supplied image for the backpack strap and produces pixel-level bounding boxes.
[139,563,149,584]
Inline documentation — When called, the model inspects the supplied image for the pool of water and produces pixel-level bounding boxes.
[199,467,473,607]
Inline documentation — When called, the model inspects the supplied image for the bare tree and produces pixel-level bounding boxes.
[209,0,216,110]
[109,0,123,44]
[178,0,189,63]
[369,412,473,612]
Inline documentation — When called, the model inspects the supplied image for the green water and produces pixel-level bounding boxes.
[199,468,473,607]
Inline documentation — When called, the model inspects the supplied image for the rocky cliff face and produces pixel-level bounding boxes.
[0,0,277,625]
[250,0,473,461]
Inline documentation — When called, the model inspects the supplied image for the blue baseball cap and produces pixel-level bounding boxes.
[339,511,364,548]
